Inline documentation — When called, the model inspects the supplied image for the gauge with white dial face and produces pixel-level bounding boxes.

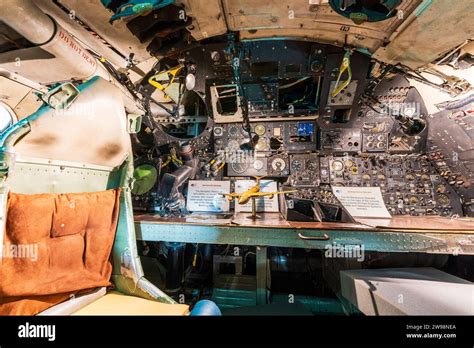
[331,160,344,172]
[253,159,264,171]
[231,161,249,174]
[227,140,240,152]
[271,158,286,171]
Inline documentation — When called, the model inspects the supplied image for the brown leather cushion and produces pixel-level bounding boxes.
[0,189,121,315]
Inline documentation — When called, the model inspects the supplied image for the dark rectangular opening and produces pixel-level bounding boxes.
[250,62,279,77]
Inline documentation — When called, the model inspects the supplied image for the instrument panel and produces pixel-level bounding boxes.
[321,154,463,216]
[131,38,472,219]
[212,121,317,178]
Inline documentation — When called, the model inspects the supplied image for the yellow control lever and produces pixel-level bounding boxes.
[148,65,183,100]
[331,49,353,98]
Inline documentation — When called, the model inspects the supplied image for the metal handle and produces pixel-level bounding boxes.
[298,233,330,241]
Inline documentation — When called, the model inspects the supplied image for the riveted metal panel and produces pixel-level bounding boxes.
[7,159,121,194]
[136,221,474,255]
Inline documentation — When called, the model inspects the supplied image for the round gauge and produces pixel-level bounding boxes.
[227,140,240,152]
[421,174,430,181]
[377,174,386,181]
[255,139,268,151]
[377,134,385,142]
[405,173,415,181]
[292,160,302,171]
[331,160,344,172]
[211,51,221,62]
[253,159,264,171]
[409,196,419,205]
[306,160,318,171]
[271,158,286,172]
[436,184,446,194]
[254,124,266,136]
[228,125,240,137]
[437,194,450,206]
[310,59,323,73]
[350,166,359,175]
[213,127,223,136]
[362,174,371,181]
[231,161,249,174]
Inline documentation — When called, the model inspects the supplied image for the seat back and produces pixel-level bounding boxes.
[0,77,174,315]
[1,190,121,315]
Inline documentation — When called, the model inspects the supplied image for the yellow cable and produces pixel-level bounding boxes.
[161,156,171,168]
[192,253,197,268]
[171,154,183,166]
[216,162,225,172]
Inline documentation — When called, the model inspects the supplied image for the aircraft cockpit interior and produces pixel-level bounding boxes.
[0,0,474,334]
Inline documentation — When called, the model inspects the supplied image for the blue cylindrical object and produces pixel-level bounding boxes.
[190,300,222,316]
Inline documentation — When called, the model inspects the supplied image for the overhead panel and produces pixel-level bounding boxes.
[220,0,421,52]
[179,0,227,41]
[373,0,474,69]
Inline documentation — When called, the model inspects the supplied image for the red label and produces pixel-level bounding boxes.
[58,30,96,68]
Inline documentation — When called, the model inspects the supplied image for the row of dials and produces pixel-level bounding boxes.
[220,146,461,210]
[319,155,463,216]
[282,154,463,216]
[213,121,317,155]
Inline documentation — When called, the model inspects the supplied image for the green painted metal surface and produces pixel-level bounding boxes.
[111,154,176,304]
[7,160,121,194]
[135,220,474,255]
[136,222,430,251]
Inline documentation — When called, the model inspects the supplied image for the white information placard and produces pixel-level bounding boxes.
[331,186,392,219]
[187,180,230,212]
[234,180,279,213]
